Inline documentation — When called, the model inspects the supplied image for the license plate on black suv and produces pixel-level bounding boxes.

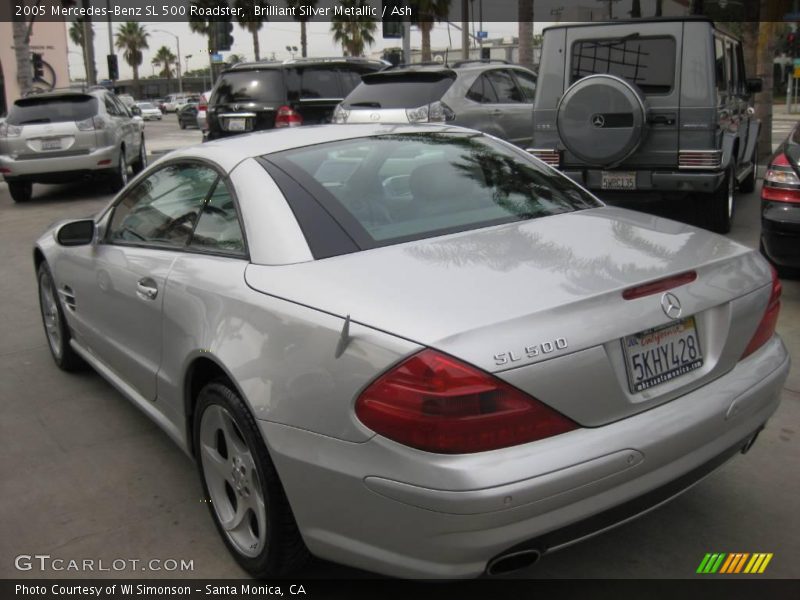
[601,171,636,190]
[622,317,703,393]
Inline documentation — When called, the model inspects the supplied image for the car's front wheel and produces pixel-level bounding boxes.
[37,262,85,371]
[8,181,33,203]
[108,148,128,192]
[132,137,147,175]
[194,382,309,577]
[704,163,735,234]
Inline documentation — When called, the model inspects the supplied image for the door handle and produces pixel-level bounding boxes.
[136,278,158,301]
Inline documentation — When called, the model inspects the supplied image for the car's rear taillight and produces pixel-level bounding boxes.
[741,266,782,359]
[355,349,578,454]
[761,153,800,204]
[275,105,303,128]
[76,115,106,131]
[0,122,22,137]
[405,101,455,123]
[678,150,722,169]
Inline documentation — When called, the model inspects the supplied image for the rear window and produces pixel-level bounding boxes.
[8,96,98,125]
[342,72,455,109]
[570,36,676,94]
[212,70,285,104]
[266,132,600,250]
[285,67,343,100]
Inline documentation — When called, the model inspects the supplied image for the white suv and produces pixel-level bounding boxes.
[0,89,146,202]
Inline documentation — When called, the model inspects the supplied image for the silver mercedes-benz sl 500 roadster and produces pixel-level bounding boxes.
[34,124,789,578]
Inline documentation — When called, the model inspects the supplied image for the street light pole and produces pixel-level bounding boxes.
[153,29,182,94]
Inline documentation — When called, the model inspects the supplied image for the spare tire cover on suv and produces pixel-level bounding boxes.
[556,74,648,167]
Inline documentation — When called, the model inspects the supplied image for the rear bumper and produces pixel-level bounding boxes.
[0,144,117,181]
[761,201,800,268]
[562,168,725,195]
[259,336,789,578]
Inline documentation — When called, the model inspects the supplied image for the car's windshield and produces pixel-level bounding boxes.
[8,95,98,125]
[266,132,601,251]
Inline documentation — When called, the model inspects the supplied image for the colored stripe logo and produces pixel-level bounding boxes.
[696,553,773,574]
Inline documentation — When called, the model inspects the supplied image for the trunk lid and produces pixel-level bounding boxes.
[245,207,771,425]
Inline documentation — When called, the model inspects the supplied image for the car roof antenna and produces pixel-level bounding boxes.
[335,314,352,359]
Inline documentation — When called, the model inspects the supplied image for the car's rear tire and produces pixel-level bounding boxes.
[37,262,85,371]
[132,137,147,175]
[739,141,758,194]
[8,181,33,203]
[108,148,128,192]
[704,163,735,234]
[194,381,310,577]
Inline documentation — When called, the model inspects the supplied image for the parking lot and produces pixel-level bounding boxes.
[0,112,798,580]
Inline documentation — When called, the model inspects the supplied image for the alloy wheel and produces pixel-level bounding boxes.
[39,270,62,360]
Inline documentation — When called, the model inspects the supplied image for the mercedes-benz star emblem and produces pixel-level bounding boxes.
[233,104,240,111]
[591,114,605,128]
[661,292,682,320]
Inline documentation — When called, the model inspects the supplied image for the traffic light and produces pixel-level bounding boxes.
[382,1,403,39]
[213,20,234,51]
[32,53,44,79]
[107,54,119,80]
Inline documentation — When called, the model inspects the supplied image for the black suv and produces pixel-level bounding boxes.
[530,17,762,233]
[206,57,388,140]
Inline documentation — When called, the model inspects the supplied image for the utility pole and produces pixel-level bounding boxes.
[461,0,469,60]
[82,0,96,84]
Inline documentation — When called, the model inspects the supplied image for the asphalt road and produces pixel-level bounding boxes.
[0,114,798,580]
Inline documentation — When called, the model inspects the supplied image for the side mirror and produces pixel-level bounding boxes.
[746,78,763,94]
[56,220,95,246]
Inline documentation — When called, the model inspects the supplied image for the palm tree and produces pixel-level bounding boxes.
[517,0,533,69]
[69,18,97,84]
[330,0,377,57]
[409,1,451,63]
[190,0,220,81]
[234,0,268,61]
[152,45,178,79]
[286,0,318,58]
[115,22,149,94]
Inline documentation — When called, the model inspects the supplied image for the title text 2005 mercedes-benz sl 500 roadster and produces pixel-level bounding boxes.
[34,124,789,578]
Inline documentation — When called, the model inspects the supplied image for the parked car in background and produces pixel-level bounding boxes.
[174,95,200,114]
[117,94,136,109]
[206,57,388,140]
[134,101,163,121]
[34,123,788,579]
[530,17,761,234]
[334,60,538,148]
[163,93,193,113]
[760,123,800,275]
[196,89,213,133]
[177,102,199,129]
[154,98,167,113]
[0,88,146,202]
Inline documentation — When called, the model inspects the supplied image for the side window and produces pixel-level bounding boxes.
[714,37,727,101]
[486,70,525,103]
[190,180,246,255]
[112,95,131,117]
[466,75,499,103]
[104,95,121,116]
[512,70,537,102]
[726,40,737,94]
[339,69,364,95]
[108,163,218,247]
[736,44,747,94]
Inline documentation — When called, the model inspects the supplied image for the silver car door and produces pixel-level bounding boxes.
[510,69,537,148]
[78,162,218,401]
[484,69,531,147]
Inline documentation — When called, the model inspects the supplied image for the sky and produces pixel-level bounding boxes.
[66,20,550,81]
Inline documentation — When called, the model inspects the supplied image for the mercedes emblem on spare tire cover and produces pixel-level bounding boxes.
[556,74,649,167]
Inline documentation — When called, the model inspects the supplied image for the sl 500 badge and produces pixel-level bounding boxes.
[494,338,568,366]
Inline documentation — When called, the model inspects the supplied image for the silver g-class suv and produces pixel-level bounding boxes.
[0,88,146,202]
[530,17,762,233]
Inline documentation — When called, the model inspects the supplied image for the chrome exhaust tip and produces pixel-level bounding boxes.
[741,427,764,454]
[486,548,541,576]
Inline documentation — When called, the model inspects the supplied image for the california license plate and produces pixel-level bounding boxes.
[226,118,246,132]
[41,138,62,150]
[622,317,703,393]
[601,171,636,190]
